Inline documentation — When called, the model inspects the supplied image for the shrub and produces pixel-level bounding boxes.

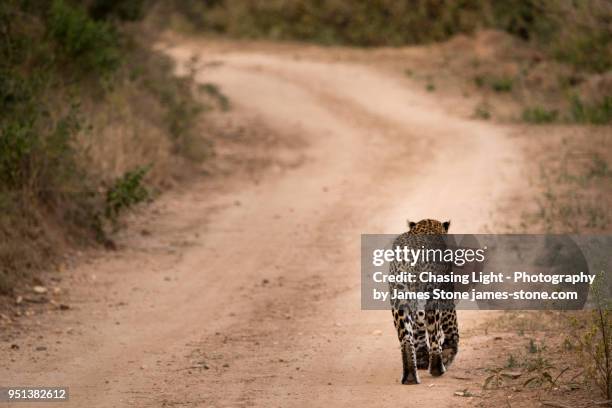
[570,95,612,125]
[491,77,514,92]
[490,0,556,41]
[143,70,208,160]
[0,119,36,190]
[555,31,612,74]
[522,106,558,123]
[0,100,82,197]
[105,166,150,224]
[473,75,485,88]
[551,0,612,73]
[48,0,121,74]
[199,83,231,111]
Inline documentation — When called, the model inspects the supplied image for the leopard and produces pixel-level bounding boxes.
[388,219,460,385]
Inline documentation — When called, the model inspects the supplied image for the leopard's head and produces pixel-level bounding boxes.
[407,219,450,234]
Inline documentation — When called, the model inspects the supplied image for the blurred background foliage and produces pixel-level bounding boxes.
[0,0,205,292]
[166,0,611,73]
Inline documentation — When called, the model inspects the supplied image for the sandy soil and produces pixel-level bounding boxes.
[1,38,529,407]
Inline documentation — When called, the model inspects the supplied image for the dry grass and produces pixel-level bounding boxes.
[512,126,612,234]
[476,311,611,407]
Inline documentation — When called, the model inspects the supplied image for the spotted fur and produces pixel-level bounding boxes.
[389,219,459,384]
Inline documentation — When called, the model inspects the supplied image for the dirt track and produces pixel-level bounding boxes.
[2,39,527,407]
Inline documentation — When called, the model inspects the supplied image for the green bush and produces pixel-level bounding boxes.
[473,75,486,88]
[492,0,612,74]
[105,166,150,223]
[48,0,121,74]
[41,107,83,191]
[144,71,207,160]
[0,119,36,190]
[490,0,556,41]
[522,106,558,123]
[0,102,82,195]
[555,31,612,74]
[570,95,612,125]
[199,83,231,111]
[551,0,612,74]
[491,77,514,92]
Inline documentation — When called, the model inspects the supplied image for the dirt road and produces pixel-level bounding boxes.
[2,39,525,407]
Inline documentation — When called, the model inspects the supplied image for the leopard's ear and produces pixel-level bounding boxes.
[407,220,417,230]
[442,220,451,232]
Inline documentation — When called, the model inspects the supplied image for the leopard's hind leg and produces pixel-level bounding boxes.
[414,310,429,369]
[425,310,446,377]
[392,308,419,384]
[441,310,459,367]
